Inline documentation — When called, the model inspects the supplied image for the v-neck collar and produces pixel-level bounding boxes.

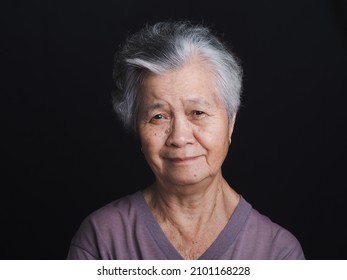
[136,191,252,260]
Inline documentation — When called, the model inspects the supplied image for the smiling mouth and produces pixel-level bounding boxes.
[166,156,200,163]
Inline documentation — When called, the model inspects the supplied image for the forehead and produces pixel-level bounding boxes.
[140,56,221,106]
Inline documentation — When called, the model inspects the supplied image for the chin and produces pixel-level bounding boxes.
[165,173,207,187]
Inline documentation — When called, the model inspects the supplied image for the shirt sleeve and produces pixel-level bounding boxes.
[66,215,103,260]
[271,227,306,260]
[66,244,98,260]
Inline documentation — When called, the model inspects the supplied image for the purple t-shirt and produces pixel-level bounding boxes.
[67,191,305,259]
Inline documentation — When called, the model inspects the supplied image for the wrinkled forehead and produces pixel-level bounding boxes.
[140,56,218,94]
[139,53,217,88]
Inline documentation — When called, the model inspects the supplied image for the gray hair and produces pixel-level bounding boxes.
[112,21,243,133]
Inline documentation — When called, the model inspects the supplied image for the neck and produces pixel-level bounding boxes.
[144,173,240,229]
[143,173,240,259]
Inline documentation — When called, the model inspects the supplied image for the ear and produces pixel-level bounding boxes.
[228,113,237,140]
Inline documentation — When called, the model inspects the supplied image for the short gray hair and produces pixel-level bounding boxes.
[112,21,243,133]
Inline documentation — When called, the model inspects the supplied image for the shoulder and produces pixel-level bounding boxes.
[86,191,141,225]
[237,198,305,259]
[67,191,143,259]
[77,191,145,235]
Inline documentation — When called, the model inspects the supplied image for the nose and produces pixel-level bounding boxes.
[165,116,194,147]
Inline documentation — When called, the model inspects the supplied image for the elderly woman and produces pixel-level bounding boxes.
[67,21,305,260]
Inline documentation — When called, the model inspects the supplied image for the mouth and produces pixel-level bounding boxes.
[166,156,200,164]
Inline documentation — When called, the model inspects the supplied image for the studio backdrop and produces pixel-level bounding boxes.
[1,0,346,259]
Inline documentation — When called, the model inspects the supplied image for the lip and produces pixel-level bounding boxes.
[166,156,200,164]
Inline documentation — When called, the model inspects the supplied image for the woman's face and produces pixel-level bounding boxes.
[137,57,234,187]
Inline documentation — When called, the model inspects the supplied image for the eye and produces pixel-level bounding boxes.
[192,110,206,118]
[150,113,166,123]
[153,114,164,120]
[194,111,204,115]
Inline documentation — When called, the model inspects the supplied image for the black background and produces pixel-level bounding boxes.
[1,0,346,259]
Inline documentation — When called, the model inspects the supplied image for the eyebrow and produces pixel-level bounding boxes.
[142,98,212,114]
[185,98,212,107]
[144,102,167,112]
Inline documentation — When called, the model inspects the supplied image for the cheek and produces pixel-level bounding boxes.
[140,128,166,155]
[198,124,229,158]
[198,122,229,145]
